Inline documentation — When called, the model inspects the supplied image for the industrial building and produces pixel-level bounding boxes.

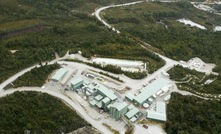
[109,102,128,120]
[83,80,118,113]
[125,93,135,102]
[129,78,171,106]
[51,68,68,82]
[70,77,84,90]
[125,107,140,122]
[147,101,166,122]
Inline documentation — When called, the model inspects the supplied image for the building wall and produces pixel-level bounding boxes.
[71,81,83,90]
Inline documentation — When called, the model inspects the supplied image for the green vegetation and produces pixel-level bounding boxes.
[0,0,163,83]
[167,65,205,81]
[103,1,221,73]
[65,59,148,79]
[12,64,60,88]
[0,91,89,133]
[168,65,221,94]
[166,93,221,134]
[213,4,221,13]
[99,71,123,82]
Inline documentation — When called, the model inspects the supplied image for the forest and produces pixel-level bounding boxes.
[0,0,163,83]
[103,1,221,73]
[0,91,89,133]
[168,65,221,94]
[12,64,60,88]
[166,93,221,134]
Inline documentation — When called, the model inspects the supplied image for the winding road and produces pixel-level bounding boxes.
[0,1,220,134]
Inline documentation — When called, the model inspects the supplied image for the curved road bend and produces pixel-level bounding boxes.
[0,87,112,134]
[94,1,144,33]
[0,51,70,93]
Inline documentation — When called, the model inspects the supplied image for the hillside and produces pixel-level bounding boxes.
[103,1,221,73]
[0,0,163,83]
[0,91,89,133]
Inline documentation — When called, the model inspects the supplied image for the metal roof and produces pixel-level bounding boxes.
[128,104,135,110]
[51,68,67,81]
[125,107,139,119]
[102,97,110,103]
[156,102,166,113]
[164,94,171,101]
[97,84,117,101]
[70,77,83,85]
[95,94,104,101]
[111,102,128,111]
[147,110,166,121]
[84,80,91,85]
[125,93,135,101]
[89,99,98,106]
[130,117,137,122]
[96,101,102,108]
[134,78,170,104]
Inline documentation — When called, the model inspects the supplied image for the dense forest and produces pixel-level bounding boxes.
[103,1,221,73]
[0,91,89,133]
[168,65,221,94]
[0,0,163,83]
[166,93,221,134]
[12,64,60,88]
[167,65,205,81]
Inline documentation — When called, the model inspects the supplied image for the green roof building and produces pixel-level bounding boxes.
[70,77,84,90]
[102,97,111,109]
[51,68,68,82]
[95,94,104,101]
[110,102,128,120]
[147,101,166,122]
[89,99,98,107]
[128,104,135,110]
[97,85,117,101]
[133,78,170,106]
[125,93,135,102]
[96,101,102,108]
[125,107,139,119]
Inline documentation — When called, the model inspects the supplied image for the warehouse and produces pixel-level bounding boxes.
[125,107,140,122]
[70,77,84,90]
[109,102,128,120]
[125,93,135,102]
[96,84,117,101]
[102,97,111,109]
[146,101,166,122]
[51,68,68,82]
[133,78,170,106]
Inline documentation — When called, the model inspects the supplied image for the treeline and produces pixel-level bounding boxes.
[166,93,221,134]
[168,65,221,94]
[99,72,123,82]
[104,1,221,73]
[167,65,205,81]
[0,91,89,133]
[66,59,147,79]
[0,0,164,83]
[142,11,182,22]
[105,16,140,24]
[12,64,60,88]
